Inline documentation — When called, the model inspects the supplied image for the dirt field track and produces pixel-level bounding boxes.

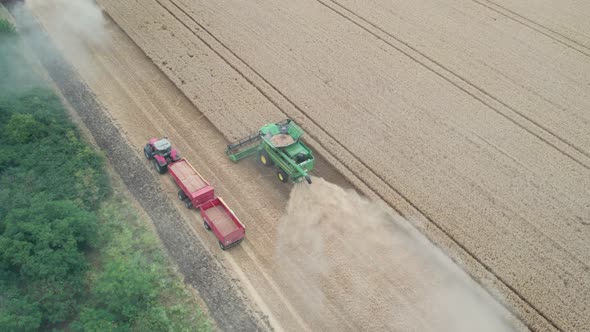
[15,0,590,331]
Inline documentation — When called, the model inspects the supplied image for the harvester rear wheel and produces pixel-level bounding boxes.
[277,169,288,183]
[178,190,187,201]
[259,150,273,167]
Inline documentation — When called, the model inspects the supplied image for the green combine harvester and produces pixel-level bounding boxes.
[226,119,314,184]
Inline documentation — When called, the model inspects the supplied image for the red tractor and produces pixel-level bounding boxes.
[144,137,181,174]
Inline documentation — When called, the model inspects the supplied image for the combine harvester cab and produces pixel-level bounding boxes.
[144,138,245,250]
[225,119,314,184]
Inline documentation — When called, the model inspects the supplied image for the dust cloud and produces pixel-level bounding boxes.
[25,0,107,44]
[7,0,109,74]
[275,177,523,331]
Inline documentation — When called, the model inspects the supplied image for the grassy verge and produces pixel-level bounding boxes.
[0,18,211,331]
[73,191,210,332]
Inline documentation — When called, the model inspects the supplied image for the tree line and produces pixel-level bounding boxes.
[0,19,209,331]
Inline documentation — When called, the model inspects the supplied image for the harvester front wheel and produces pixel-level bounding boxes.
[259,150,273,167]
[277,169,289,183]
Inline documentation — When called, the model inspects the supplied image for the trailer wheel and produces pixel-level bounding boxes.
[144,145,153,160]
[219,241,226,250]
[277,169,289,183]
[184,199,193,209]
[153,159,167,174]
[178,190,187,201]
[259,150,273,167]
[203,220,211,231]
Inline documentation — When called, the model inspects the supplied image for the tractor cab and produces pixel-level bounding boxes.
[144,137,181,174]
[153,138,172,157]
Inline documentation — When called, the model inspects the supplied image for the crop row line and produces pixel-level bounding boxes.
[472,0,590,58]
[320,0,590,172]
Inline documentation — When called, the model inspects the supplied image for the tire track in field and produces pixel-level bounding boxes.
[154,1,555,330]
[471,0,590,57]
[317,0,590,171]
[320,0,590,271]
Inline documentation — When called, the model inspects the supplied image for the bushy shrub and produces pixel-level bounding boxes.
[0,20,209,332]
[3,113,47,144]
[0,18,15,34]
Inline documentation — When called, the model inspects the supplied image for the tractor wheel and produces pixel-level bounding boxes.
[277,169,289,183]
[144,145,153,160]
[184,199,193,209]
[259,150,273,167]
[153,159,167,174]
[203,220,211,231]
[178,190,187,201]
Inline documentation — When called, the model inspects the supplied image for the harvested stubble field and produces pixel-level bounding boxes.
[19,0,590,331]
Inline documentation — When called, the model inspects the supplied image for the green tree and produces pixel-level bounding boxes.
[0,198,98,323]
[71,308,118,332]
[0,24,209,331]
[3,113,46,144]
[0,19,15,34]
[92,255,159,322]
[0,285,42,331]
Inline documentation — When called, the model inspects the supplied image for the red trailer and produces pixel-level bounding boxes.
[168,159,215,209]
[145,140,245,250]
[201,197,245,250]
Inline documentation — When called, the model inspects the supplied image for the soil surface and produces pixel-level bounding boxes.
[10,3,525,331]
[93,0,590,331]
[9,0,590,331]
